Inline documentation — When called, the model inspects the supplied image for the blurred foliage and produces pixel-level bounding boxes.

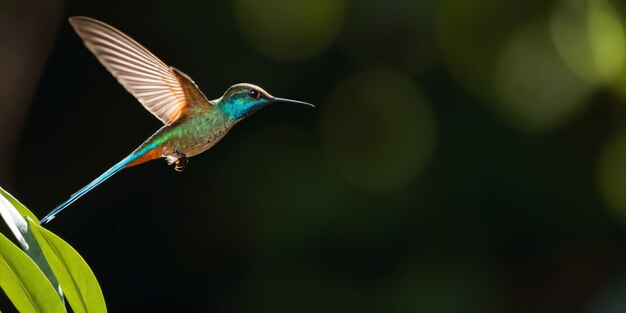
[598,130,626,222]
[4,0,626,311]
[234,0,345,61]
[494,21,592,131]
[551,0,626,85]
[321,69,436,193]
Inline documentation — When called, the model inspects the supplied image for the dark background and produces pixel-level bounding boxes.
[3,0,626,312]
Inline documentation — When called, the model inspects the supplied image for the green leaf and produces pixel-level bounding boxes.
[0,188,63,300]
[0,231,65,313]
[0,186,38,223]
[28,219,106,313]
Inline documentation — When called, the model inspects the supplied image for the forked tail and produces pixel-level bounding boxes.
[39,155,135,224]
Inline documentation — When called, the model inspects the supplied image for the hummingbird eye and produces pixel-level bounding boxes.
[247,89,260,99]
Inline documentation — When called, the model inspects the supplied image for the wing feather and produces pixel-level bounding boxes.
[69,16,203,124]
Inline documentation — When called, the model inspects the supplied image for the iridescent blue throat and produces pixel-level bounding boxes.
[220,94,269,120]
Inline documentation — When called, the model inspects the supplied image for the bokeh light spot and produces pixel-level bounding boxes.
[234,0,345,61]
[438,0,532,98]
[494,22,592,132]
[597,130,626,223]
[339,0,435,73]
[551,0,626,85]
[321,70,437,194]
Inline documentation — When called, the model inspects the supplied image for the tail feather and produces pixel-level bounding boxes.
[40,155,135,224]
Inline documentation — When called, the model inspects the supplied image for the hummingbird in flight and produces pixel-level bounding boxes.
[40,17,313,224]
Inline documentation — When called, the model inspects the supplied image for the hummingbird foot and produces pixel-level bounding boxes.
[174,151,188,172]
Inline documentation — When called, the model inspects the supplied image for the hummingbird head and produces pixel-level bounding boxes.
[218,83,314,120]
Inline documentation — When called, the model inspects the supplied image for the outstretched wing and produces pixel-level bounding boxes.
[69,16,207,125]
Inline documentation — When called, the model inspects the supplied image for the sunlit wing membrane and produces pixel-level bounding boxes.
[69,16,189,125]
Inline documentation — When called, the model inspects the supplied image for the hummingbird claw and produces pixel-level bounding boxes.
[174,151,188,172]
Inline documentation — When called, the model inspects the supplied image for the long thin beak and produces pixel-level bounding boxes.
[272,97,315,108]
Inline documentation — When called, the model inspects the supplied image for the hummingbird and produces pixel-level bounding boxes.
[39,17,313,224]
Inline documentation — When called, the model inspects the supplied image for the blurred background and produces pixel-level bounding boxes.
[3,0,626,312]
